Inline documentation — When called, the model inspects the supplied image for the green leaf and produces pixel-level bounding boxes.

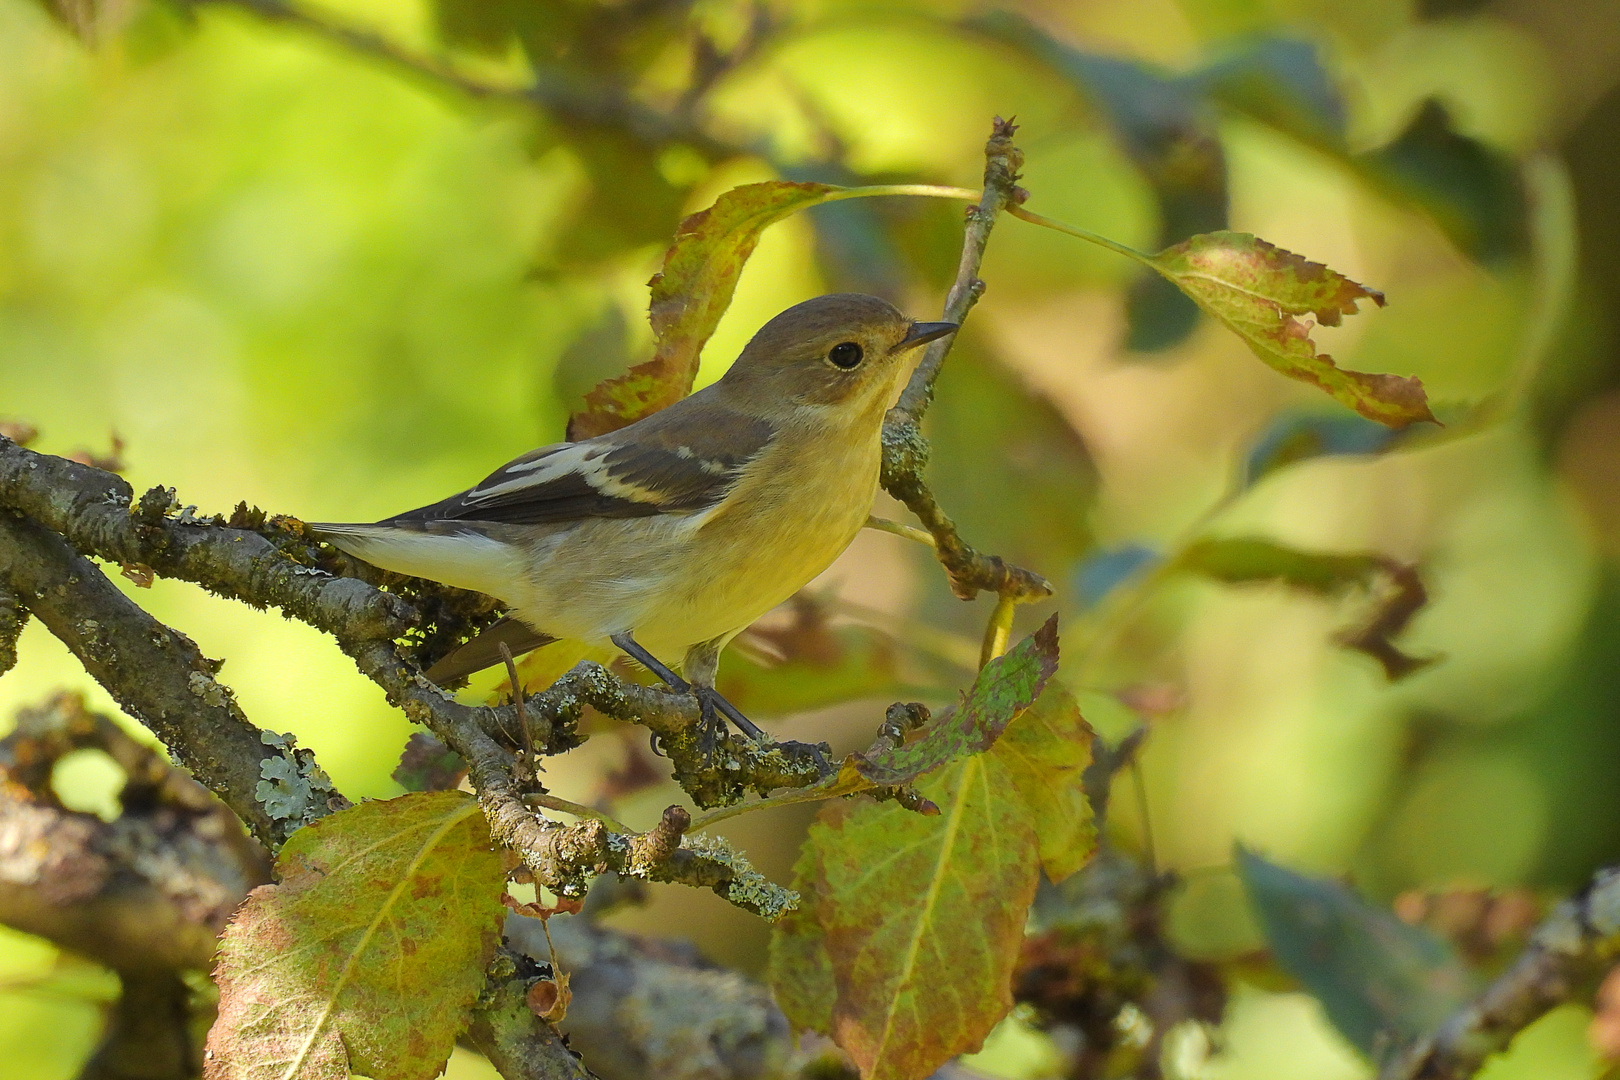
[567,181,838,438]
[1177,536,1385,593]
[1236,846,1476,1057]
[768,841,838,1037]
[1174,537,1439,680]
[814,755,1041,1080]
[718,612,904,720]
[852,614,1058,788]
[1147,232,1434,428]
[990,683,1096,882]
[206,791,506,1080]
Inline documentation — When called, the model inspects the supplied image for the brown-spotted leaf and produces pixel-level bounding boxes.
[205,790,506,1080]
[852,615,1058,787]
[813,754,1041,1080]
[1149,232,1433,428]
[990,683,1096,882]
[567,180,839,439]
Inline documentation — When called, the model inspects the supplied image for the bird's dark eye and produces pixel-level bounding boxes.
[829,342,863,369]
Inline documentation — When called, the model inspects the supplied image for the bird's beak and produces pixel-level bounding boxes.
[891,321,959,354]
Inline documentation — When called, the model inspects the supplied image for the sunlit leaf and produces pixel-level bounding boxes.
[1236,847,1476,1057]
[567,180,838,438]
[206,791,506,1080]
[815,755,1041,1080]
[990,683,1096,882]
[1175,536,1439,680]
[851,615,1058,788]
[1148,232,1433,427]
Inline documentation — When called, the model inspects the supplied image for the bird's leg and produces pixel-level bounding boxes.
[611,631,725,756]
[611,632,830,776]
[686,639,832,776]
[682,639,769,741]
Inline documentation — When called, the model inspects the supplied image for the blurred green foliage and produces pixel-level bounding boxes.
[3,0,1620,1077]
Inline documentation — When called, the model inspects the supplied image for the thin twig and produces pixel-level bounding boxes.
[499,642,536,776]
[864,513,937,547]
[878,118,1054,609]
[522,793,632,836]
[1381,866,1620,1080]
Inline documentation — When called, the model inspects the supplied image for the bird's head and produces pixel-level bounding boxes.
[719,293,956,412]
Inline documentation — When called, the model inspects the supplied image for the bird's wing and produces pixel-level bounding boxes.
[384,401,776,526]
[424,615,557,685]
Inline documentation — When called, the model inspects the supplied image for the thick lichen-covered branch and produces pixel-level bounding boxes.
[193,0,745,162]
[0,436,414,642]
[878,118,1054,608]
[0,578,23,677]
[1381,865,1620,1080]
[0,512,331,848]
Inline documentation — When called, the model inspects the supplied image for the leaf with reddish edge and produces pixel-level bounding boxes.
[851,614,1058,787]
[205,790,506,1080]
[990,682,1096,882]
[1149,232,1434,428]
[815,754,1041,1080]
[567,181,838,439]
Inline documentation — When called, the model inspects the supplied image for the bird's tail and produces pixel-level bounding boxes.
[309,521,521,602]
[424,615,556,685]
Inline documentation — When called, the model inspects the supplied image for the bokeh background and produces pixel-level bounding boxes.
[2,0,1619,1077]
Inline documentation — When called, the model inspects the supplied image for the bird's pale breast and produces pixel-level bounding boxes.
[505,405,881,660]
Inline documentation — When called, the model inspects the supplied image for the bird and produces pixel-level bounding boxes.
[310,293,956,753]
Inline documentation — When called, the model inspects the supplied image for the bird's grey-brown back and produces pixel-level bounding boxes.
[309,291,950,676]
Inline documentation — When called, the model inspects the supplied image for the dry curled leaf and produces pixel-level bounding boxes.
[526,971,573,1025]
[568,181,839,439]
[1149,232,1433,428]
[1175,537,1439,680]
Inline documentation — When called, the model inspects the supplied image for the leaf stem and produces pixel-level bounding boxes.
[686,779,847,833]
[979,594,1015,670]
[1005,204,1154,265]
[864,514,937,548]
[522,793,632,836]
[829,184,982,203]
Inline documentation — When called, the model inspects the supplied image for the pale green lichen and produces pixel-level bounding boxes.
[255,730,339,828]
[684,833,799,922]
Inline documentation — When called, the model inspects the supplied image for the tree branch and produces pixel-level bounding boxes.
[0,512,334,849]
[505,910,797,1080]
[0,438,414,643]
[0,576,23,677]
[190,0,745,162]
[1382,865,1620,1080]
[0,692,271,1080]
[466,948,595,1080]
[0,432,816,921]
[878,118,1053,606]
